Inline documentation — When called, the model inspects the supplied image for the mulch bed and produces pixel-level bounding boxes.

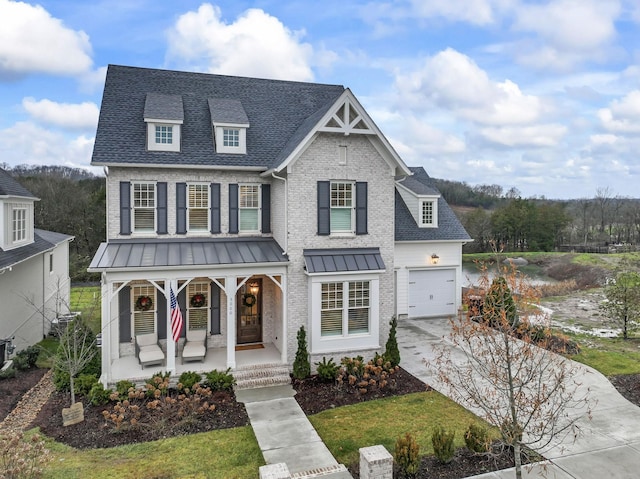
[2,366,639,478]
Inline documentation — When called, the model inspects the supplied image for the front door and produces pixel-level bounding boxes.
[237,279,262,344]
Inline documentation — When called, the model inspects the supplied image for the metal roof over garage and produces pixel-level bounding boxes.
[303,248,385,274]
[89,237,288,271]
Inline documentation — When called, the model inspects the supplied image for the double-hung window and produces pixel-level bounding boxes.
[239,185,260,232]
[12,206,27,243]
[330,181,354,233]
[320,280,370,337]
[419,199,438,227]
[187,281,209,331]
[132,283,156,335]
[188,184,209,232]
[132,182,156,233]
[155,125,173,144]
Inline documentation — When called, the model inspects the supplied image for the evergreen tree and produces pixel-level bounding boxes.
[384,316,400,367]
[293,326,311,379]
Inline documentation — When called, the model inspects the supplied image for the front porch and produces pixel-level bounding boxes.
[107,342,283,385]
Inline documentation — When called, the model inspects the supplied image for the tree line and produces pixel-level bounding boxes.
[431,179,640,253]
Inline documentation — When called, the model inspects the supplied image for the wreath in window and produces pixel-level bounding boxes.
[190,293,207,308]
[242,293,257,308]
[135,295,153,311]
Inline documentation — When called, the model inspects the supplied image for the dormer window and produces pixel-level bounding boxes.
[144,93,183,152]
[419,199,438,228]
[2,201,34,250]
[209,98,249,154]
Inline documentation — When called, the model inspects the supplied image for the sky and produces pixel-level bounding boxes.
[1,0,640,199]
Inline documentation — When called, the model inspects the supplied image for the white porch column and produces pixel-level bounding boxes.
[226,275,236,369]
[281,273,288,364]
[166,279,176,375]
[99,277,111,386]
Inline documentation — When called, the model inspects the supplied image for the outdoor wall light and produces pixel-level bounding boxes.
[249,281,259,295]
[431,254,440,265]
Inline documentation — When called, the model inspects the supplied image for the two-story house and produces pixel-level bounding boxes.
[0,168,73,364]
[89,65,469,385]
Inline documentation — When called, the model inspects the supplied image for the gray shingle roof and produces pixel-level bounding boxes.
[0,229,73,271]
[0,168,37,198]
[88,237,288,271]
[303,248,385,274]
[395,167,471,242]
[144,93,184,122]
[208,98,249,125]
[92,65,345,169]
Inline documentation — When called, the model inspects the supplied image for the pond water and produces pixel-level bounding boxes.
[462,261,557,288]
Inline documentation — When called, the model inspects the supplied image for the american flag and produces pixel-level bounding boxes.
[170,287,183,342]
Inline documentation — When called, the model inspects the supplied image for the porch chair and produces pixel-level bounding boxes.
[135,333,165,368]
[182,329,207,364]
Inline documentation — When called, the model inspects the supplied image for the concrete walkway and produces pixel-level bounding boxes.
[235,385,353,478]
[397,316,640,479]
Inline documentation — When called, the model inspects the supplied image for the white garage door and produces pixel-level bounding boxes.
[408,269,456,318]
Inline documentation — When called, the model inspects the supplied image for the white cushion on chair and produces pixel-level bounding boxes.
[136,333,164,367]
[182,329,207,362]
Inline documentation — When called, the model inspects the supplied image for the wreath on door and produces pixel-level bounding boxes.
[242,293,257,308]
[135,295,153,311]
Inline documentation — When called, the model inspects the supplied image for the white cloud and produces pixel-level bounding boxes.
[0,121,94,168]
[478,124,567,147]
[22,98,99,130]
[512,0,620,70]
[166,4,322,81]
[395,48,545,126]
[598,90,640,133]
[0,0,92,77]
[408,0,512,25]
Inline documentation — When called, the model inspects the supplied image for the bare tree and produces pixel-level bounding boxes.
[433,263,591,479]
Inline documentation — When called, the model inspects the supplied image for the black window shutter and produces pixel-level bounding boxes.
[157,182,167,234]
[176,183,187,234]
[210,282,221,335]
[118,286,131,342]
[229,184,239,234]
[261,184,271,234]
[120,182,131,235]
[210,183,221,234]
[356,182,368,235]
[317,181,330,235]
[157,288,167,340]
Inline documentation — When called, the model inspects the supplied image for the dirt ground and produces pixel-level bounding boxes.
[540,289,615,336]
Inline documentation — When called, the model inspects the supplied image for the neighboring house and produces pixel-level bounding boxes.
[89,65,469,385]
[0,168,74,363]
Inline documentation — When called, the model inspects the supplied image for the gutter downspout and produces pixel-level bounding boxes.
[271,171,287,255]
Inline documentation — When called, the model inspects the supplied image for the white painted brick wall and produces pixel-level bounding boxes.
[359,445,393,479]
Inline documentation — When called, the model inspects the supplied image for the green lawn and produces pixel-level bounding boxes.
[70,286,101,333]
[41,426,263,479]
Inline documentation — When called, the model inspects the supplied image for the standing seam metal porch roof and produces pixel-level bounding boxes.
[303,248,385,274]
[88,237,288,271]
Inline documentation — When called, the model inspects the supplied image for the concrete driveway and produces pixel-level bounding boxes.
[397,316,640,479]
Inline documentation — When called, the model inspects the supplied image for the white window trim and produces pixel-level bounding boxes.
[309,273,380,354]
[146,121,181,152]
[239,184,261,234]
[187,183,210,233]
[214,123,247,154]
[330,180,355,236]
[187,281,210,331]
[3,202,34,250]
[131,181,157,235]
[418,198,438,228]
[131,283,157,336]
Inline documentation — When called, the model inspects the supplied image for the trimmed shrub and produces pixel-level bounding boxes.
[464,423,490,453]
[432,426,455,464]
[115,380,136,400]
[89,382,112,406]
[179,371,202,390]
[337,355,399,395]
[315,357,339,382]
[293,326,311,380]
[74,373,98,397]
[203,368,235,392]
[395,432,420,478]
[14,346,40,370]
[384,315,401,367]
